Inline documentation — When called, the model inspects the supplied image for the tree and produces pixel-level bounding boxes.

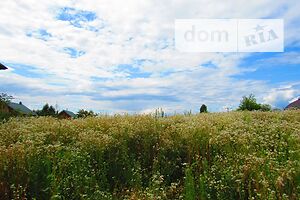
[0,93,13,111]
[200,104,208,113]
[238,94,260,111]
[260,104,272,112]
[0,93,16,121]
[238,94,271,111]
[0,93,13,104]
[36,103,57,116]
[77,109,97,118]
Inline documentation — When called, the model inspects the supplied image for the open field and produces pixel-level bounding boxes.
[0,111,299,199]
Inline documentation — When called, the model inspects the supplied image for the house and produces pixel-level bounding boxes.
[285,98,300,110]
[0,63,8,70]
[58,110,76,119]
[0,101,37,116]
[8,102,37,116]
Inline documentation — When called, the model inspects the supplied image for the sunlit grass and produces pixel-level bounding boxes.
[0,111,299,199]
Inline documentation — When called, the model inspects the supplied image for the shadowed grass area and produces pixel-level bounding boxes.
[0,111,299,199]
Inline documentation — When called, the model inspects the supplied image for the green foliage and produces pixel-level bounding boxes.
[238,94,272,111]
[0,93,17,121]
[36,104,57,117]
[0,111,299,199]
[76,109,97,118]
[200,104,208,113]
[184,166,196,200]
[260,104,272,111]
[0,93,13,104]
[0,112,13,122]
[238,94,260,111]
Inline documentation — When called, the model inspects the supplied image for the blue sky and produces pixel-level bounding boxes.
[0,0,299,114]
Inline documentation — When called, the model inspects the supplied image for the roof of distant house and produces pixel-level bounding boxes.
[285,98,300,110]
[60,110,76,118]
[0,63,8,70]
[8,102,36,115]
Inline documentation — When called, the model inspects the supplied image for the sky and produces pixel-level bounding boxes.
[0,0,300,114]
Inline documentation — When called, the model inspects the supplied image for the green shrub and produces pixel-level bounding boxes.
[238,94,272,111]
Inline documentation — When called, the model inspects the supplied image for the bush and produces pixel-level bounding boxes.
[238,94,271,111]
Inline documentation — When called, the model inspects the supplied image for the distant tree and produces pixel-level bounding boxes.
[0,93,16,121]
[238,94,271,111]
[260,104,272,112]
[272,108,282,112]
[77,109,97,118]
[36,103,58,117]
[0,93,13,104]
[200,104,208,113]
[238,94,260,111]
[48,105,56,116]
[0,93,13,112]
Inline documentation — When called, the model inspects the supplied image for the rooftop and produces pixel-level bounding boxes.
[285,98,300,110]
[60,110,76,118]
[0,63,8,70]
[8,102,36,115]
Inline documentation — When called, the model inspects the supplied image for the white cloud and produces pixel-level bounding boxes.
[263,82,300,108]
[0,0,300,113]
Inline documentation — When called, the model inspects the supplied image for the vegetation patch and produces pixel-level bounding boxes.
[0,111,299,199]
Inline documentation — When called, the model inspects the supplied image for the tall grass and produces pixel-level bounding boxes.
[0,111,299,199]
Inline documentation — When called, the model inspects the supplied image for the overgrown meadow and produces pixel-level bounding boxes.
[0,111,299,199]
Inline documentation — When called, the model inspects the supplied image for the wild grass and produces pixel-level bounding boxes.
[0,111,299,199]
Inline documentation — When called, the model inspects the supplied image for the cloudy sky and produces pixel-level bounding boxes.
[0,0,299,114]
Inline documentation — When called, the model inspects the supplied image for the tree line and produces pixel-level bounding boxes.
[0,93,96,121]
[33,104,97,118]
[1,93,273,121]
[200,94,271,113]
